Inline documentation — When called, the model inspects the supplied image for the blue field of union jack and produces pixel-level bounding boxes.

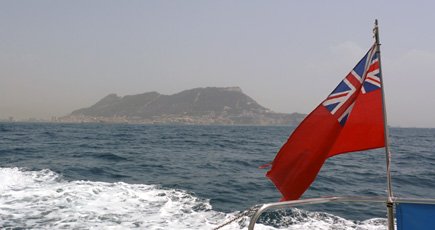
[322,45,381,126]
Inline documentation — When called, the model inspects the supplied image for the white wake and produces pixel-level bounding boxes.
[0,167,386,229]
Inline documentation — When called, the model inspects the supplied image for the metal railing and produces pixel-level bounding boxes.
[248,196,435,230]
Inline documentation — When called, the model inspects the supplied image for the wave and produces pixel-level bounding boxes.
[0,167,386,229]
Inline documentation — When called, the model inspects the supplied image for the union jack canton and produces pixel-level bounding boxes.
[322,45,381,126]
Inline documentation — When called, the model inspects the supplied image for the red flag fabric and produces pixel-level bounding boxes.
[266,44,385,201]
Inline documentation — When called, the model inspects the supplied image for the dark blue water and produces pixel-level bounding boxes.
[1,122,434,229]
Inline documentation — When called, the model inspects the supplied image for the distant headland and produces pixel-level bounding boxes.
[58,87,305,125]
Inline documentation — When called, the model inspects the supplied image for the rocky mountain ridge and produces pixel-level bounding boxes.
[60,87,305,125]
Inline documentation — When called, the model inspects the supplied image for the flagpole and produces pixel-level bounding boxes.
[374,19,395,230]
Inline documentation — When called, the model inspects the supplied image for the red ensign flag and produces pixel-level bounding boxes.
[267,44,385,201]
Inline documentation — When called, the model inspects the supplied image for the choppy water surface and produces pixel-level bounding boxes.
[1,123,434,229]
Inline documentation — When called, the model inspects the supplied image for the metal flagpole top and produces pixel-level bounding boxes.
[373,19,395,230]
[374,19,380,44]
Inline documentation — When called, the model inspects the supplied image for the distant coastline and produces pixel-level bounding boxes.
[56,87,306,126]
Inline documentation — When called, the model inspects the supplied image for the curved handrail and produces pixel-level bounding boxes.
[248,196,386,230]
[248,196,435,229]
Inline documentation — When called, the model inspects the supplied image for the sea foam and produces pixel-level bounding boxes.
[0,167,386,229]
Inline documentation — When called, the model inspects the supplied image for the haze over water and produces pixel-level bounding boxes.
[1,1,435,127]
[2,2,435,228]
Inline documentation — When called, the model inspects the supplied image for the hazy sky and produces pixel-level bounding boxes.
[1,1,435,127]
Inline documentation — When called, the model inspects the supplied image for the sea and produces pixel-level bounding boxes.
[1,122,434,229]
